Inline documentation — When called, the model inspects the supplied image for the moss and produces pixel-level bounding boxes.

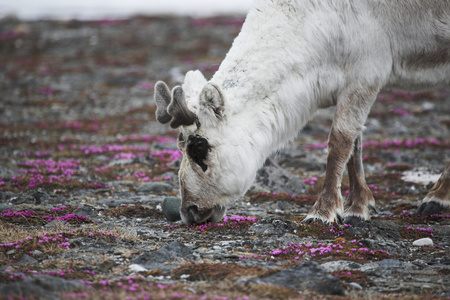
[294,222,354,240]
[245,284,300,299]
[103,205,164,220]
[172,263,269,281]
[332,269,371,286]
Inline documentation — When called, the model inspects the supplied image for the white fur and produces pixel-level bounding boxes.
[171,0,450,224]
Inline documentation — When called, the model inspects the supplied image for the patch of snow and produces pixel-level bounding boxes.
[401,170,440,185]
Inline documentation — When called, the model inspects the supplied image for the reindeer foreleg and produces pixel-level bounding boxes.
[304,84,379,224]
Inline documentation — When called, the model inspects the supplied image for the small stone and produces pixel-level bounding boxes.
[129,264,148,272]
[412,237,433,247]
[132,241,194,265]
[162,197,181,222]
[136,182,173,194]
[73,205,97,220]
[17,254,38,265]
[348,282,363,290]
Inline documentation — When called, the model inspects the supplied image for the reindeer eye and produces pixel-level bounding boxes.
[187,135,210,172]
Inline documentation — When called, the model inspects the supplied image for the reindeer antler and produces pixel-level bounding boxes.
[154,81,172,124]
[154,81,197,129]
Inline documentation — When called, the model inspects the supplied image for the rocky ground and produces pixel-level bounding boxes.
[1,14,450,300]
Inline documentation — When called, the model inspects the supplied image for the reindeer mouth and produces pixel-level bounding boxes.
[181,204,227,225]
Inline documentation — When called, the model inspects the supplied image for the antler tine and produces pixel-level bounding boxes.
[154,81,172,124]
[168,86,197,129]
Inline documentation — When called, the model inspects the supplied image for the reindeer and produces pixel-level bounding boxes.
[154,0,450,225]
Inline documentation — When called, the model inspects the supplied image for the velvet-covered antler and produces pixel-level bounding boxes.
[154,81,197,129]
[154,81,172,124]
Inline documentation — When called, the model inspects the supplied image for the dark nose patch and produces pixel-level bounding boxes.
[186,135,210,172]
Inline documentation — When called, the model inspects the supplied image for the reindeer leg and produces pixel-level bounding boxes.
[343,132,376,225]
[304,84,379,224]
[417,162,450,215]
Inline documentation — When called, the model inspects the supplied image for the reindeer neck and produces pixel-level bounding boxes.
[209,1,342,163]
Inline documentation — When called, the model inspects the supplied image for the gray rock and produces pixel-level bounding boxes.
[242,261,344,295]
[255,159,306,195]
[358,238,408,256]
[250,218,298,235]
[0,274,88,300]
[378,259,401,268]
[0,203,14,212]
[321,260,362,272]
[97,197,137,207]
[0,191,15,202]
[0,282,61,300]
[72,205,98,220]
[32,191,50,204]
[17,254,38,265]
[432,225,450,237]
[24,274,87,293]
[132,241,194,265]
[10,194,36,205]
[136,182,173,194]
[162,197,181,222]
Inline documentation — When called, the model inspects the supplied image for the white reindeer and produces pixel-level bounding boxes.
[154,0,450,225]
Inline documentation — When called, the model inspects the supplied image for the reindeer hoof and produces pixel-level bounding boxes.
[343,215,368,227]
[302,217,326,224]
[302,215,343,225]
[416,201,443,216]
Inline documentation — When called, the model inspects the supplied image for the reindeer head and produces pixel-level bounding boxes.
[154,70,258,225]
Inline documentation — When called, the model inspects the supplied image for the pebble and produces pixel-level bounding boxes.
[162,197,182,222]
[129,264,148,272]
[412,237,434,247]
[349,282,363,290]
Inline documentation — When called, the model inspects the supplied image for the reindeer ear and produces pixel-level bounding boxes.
[167,86,197,129]
[183,70,207,99]
[197,83,225,127]
[154,81,172,124]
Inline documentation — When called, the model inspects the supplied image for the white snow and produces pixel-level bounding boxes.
[401,170,440,185]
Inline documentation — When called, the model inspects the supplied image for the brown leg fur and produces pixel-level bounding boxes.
[343,133,376,223]
[304,84,379,224]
